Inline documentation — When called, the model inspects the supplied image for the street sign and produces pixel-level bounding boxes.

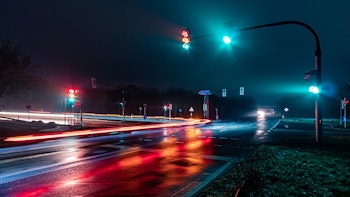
[239,87,244,96]
[203,104,207,111]
[222,89,227,97]
[198,90,211,95]
[26,105,31,110]
[75,100,81,109]
[189,107,194,118]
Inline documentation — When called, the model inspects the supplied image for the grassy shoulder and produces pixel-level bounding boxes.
[201,145,350,196]
[201,117,350,197]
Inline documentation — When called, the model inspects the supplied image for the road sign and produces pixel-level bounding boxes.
[222,89,227,97]
[75,100,81,109]
[198,90,211,95]
[189,107,194,112]
[203,104,207,111]
[239,87,244,96]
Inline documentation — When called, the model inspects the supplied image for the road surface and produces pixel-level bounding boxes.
[0,116,279,196]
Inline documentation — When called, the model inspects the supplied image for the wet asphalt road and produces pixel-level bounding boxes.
[0,117,280,196]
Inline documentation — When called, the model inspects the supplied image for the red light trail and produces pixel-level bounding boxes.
[4,119,211,142]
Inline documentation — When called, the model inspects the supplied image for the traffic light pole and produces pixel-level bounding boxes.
[235,21,322,143]
[188,20,322,142]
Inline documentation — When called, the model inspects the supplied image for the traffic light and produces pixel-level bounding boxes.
[223,21,233,45]
[222,36,231,44]
[304,70,320,94]
[181,29,191,49]
[68,88,79,102]
[309,86,320,94]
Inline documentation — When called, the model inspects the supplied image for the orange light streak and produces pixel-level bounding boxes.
[4,119,211,142]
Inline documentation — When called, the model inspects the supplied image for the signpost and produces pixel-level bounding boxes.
[341,98,349,128]
[198,90,211,119]
[189,107,194,118]
[143,104,147,119]
[168,103,172,119]
[26,105,31,121]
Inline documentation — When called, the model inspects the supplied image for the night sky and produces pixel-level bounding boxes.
[1,0,349,105]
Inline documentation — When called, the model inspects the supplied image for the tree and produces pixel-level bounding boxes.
[0,40,43,97]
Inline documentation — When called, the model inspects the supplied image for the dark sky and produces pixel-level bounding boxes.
[1,0,349,105]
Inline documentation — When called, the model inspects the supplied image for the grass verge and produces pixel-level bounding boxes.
[201,145,350,196]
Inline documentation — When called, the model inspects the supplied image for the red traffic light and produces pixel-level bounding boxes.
[181,29,190,44]
[181,29,189,37]
[68,88,79,98]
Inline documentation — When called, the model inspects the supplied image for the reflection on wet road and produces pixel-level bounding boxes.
[0,118,279,196]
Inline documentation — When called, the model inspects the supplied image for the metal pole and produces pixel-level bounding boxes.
[122,105,125,122]
[80,91,83,127]
[340,99,343,125]
[314,47,322,142]
[143,104,147,118]
[345,101,347,129]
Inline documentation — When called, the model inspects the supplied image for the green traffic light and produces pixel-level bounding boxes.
[223,36,231,44]
[309,86,320,94]
[182,43,190,50]
[68,97,76,102]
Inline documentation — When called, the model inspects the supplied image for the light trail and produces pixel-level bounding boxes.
[0,111,74,118]
[4,119,211,142]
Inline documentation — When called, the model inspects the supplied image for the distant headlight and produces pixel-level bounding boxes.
[257,110,265,117]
